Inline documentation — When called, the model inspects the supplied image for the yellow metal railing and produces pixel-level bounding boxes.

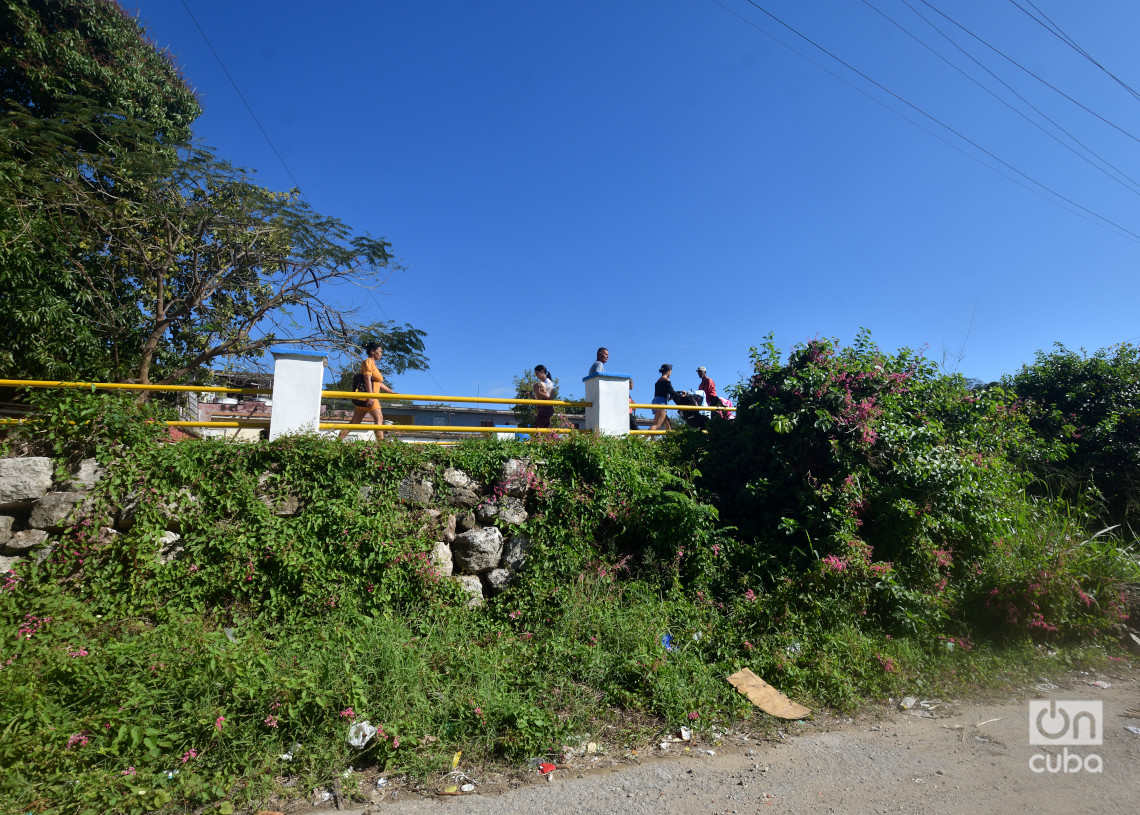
[629,402,729,412]
[1,379,728,437]
[0,378,270,395]
[0,378,606,437]
[320,389,588,409]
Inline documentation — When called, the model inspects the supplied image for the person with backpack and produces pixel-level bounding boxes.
[339,342,395,441]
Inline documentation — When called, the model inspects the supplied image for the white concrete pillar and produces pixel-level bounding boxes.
[582,372,632,436]
[269,350,327,440]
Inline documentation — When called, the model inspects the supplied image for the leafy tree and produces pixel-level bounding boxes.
[2,124,413,386]
[1005,342,1140,528]
[0,0,200,143]
[0,0,201,382]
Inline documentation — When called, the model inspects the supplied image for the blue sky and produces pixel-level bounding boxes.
[129,0,1140,404]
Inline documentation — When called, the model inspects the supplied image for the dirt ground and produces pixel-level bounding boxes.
[300,666,1140,815]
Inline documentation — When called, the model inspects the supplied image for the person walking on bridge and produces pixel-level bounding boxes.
[340,342,395,442]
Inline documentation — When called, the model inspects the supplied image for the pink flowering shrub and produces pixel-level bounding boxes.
[688,329,1128,641]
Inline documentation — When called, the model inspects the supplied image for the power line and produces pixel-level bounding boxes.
[706,0,1135,239]
[713,0,1140,241]
[917,0,1140,146]
[176,0,307,198]
[868,0,1140,197]
[1011,0,1140,104]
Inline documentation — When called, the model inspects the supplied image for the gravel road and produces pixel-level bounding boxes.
[301,668,1140,815]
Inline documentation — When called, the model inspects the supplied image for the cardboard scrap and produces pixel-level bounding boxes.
[727,668,811,720]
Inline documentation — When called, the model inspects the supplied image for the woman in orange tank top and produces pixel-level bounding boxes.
[339,342,395,441]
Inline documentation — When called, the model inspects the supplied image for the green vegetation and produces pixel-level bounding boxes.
[2,338,1138,812]
[0,0,424,387]
[1005,341,1140,530]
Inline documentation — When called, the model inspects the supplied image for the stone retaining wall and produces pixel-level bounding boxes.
[0,455,541,606]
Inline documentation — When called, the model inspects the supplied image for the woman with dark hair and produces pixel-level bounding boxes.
[648,364,677,432]
[532,364,555,429]
[339,342,395,441]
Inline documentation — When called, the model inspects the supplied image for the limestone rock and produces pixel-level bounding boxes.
[430,542,454,577]
[0,555,25,573]
[502,533,533,570]
[498,497,528,526]
[0,457,54,510]
[456,510,477,532]
[116,492,140,531]
[69,459,105,490]
[476,497,527,526]
[443,468,482,507]
[443,468,475,490]
[3,529,49,555]
[452,526,504,573]
[455,574,484,607]
[474,500,499,525]
[28,492,87,531]
[397,473,434,505]
[442,513,457,543]
[449,486,482,508]
[485,568,511,595]
[500,458,536,497]
[0,516,12,546]
[156,531,184,565]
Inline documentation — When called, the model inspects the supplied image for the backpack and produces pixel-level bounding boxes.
[351,372,370,407]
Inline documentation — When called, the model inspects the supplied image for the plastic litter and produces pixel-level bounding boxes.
[662,634,676,652]
[460,783,476,792]
[223,627,237,642]
[278,742,301,762]
[1125,726,1140,736]
[899,696,918,710]
[451,750,462,769]
[376,778,388,788]
[538,762,556,775]
[347,720,377,749]
[1035,682,1058,691]
[1086,680,1111,689]
[704,750,716,756]
[679,726,692,741]
[313,789,332,804]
